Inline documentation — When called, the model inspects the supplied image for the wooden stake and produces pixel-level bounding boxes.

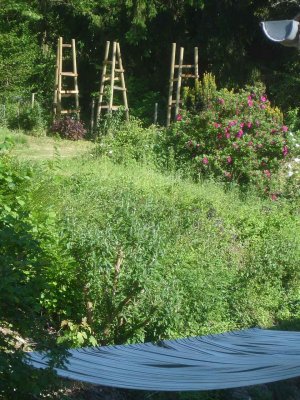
[154,102,158,125]
[194,47,199,80]
[116,42,129,121]
[109,42,117,113]
[175,47,184,119]
[90,99,95,133]
[31,93,35,108]
[96,41,110,123]
[72,39,79,119]
[53,38,60,118]
[167,43,176,127]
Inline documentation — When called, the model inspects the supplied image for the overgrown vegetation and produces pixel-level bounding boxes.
[1,1,300,399]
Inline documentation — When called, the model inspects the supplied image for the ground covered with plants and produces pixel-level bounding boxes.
[0,91,299,398]
[1,2,300,399]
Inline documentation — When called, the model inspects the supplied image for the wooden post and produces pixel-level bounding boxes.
[31,93,35,108]
[53,37,60,118]
[57,37,63,116]
[116,42,129,121]
[167,43,176,127]
[109,42,117,114]
[154,102,158,125]
[175,47,184,119]
[90,99,95,133]
[72,39,79,119]
[96,41,110,123]
[194,47,199,81]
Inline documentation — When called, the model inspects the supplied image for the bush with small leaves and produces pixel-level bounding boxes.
[51,116,86,140]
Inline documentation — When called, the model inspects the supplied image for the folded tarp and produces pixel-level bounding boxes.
[28,328,300,391]
[261,20,300,48]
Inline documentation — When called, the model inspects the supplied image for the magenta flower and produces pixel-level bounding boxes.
[224,171,232,179]
[282,145,289,157]
[225,132,231,139]
[260,96,267,102]
[263,169,271,179]
[213,122,221,128]
[247,122,252,129]
[248,99,254,107]
[176,114,182,121]
[247,95,252,100]
[282,125,288,132]
[270,193,278,201]
[227,156,232,164]
[202,157,209,165]
[240,122,245,128]
[260,104,266,110]
[229,120,237,127]
[236,130,243,138]
[218,98,225,105]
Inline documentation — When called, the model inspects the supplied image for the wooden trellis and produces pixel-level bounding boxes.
[53,37,80,119]
[96,41,129,123]
[166,43,199,127]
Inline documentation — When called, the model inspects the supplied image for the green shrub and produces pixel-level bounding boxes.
[0,140,76,398]
[51,116,87,141]
[95,116,158,165]
[164,75,296,195]
[41,158,299,346]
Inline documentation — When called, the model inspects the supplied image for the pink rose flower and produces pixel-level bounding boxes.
[247,122,252,129]
[248,99,253,107]
[282,145,289,157]
[213,122,221,128]
[240,122,245,128]
[260,104,266,109]
[260,96,267,102]
[176,114,182,121]
[227,156,232,164]
[225,132,231,139]
[236,130,243,138]
[202,157,209,165]
[282,125,288,132]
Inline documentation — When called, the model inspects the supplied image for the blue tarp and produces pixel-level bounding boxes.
[28,328,300,391]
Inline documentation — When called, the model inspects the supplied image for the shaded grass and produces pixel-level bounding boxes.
[0,128,95,160]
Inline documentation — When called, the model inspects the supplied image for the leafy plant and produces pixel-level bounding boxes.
[51,116,87,141]
[164,75,295,196]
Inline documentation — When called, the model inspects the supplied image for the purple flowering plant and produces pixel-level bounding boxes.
[51,116,87,141]
[166,76,294,191]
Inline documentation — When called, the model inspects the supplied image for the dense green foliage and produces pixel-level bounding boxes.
[1,129,299,398]
[163,74,297,195]
[1,0,300,398]
[1,0,300,124]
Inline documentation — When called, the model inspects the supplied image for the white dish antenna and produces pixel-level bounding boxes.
[261,19,300,48]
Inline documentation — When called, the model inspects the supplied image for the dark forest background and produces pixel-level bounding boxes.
[1,0,300,125]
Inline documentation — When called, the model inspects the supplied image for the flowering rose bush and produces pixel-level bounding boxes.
[165,75,295,194]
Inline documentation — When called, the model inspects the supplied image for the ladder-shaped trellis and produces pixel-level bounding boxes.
[166,43,199,127]
[96,41,129,123]
[53,37,80,119]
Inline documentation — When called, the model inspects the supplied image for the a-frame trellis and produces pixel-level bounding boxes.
[166,43,199,127]
[53,37,80,119]
[96,41,129,123]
